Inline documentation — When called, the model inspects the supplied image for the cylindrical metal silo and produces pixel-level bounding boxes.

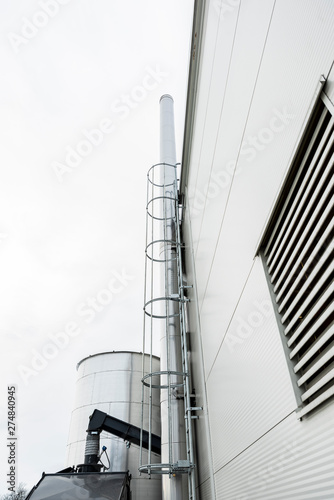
[65,351,161,500]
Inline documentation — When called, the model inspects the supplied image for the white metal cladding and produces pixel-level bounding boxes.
[179,1,334,498]
[213,404,334,499]
[198,478,215,500]
[261,94,334,418]
[182,201,216,499]
[181,0,334,383]
[206,258,297,473]
[65,352,162,500]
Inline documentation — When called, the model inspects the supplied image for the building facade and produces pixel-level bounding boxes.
[180,1,334,498]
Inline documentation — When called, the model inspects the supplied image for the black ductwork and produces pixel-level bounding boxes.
[87,409,161,455]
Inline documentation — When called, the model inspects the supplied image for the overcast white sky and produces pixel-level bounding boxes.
[0,0,194,493]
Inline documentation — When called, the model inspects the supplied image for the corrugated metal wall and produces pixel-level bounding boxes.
[181,0,334,498]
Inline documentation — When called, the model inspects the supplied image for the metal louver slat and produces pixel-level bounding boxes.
[297,342,334,386]
[294,325,334,374]
[280,240,333,321]
[301,367,334,402]
[283,262,333,335]
[264,107,329,258]
[274,201,333,296]
[260,92,334,418]
[267,116,334,272]
[286,282,334,344]
[297,385,334,419]
[270,154,334,282]
[297,345,334,393]
[274,187,333,294]
[289,302,333,356]
[277,215,333,306]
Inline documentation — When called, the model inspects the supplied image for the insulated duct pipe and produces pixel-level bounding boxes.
[81,431,102,472]
[159,95,186,500]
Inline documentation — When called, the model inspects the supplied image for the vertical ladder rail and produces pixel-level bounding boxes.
[174,183,199,500]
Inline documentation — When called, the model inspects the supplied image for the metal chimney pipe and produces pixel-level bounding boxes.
[160,94,177,168]
[159,95,186,500]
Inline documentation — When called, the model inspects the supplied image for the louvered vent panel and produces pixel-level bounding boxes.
[261,93,334,418]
